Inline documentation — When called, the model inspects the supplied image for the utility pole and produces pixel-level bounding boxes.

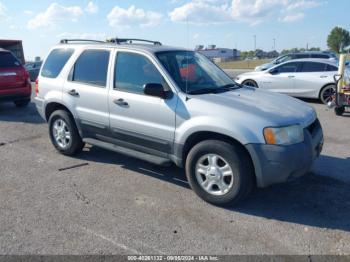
[273,38,276,50]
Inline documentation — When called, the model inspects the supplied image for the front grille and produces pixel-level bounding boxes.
[306,119,320,137]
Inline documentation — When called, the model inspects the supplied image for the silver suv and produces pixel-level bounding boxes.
[35,38,324,206]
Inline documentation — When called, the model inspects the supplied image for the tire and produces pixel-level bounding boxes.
[242,79,258,88]
[319,85,335,105]
[335,106,345,116]
[185,140,254,206]
[48,110,85,156]
[14,99,30,108]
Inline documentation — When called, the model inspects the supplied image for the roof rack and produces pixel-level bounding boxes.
[60,39,106,44]
[107,38,162,46]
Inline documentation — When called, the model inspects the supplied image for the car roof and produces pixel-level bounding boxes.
[281,58,338,65]
[53,42,189,55]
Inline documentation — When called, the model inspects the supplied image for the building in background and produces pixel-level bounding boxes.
[0,39,25,64]
[195,45,240,62]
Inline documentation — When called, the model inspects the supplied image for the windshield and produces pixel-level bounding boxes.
[275,55,292,64]
[156,51,238,94]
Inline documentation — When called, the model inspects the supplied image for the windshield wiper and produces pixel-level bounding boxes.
[187,88,218,95]
[218,83,243,90]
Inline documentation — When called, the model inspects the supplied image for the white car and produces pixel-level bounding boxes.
[236,59,340,104]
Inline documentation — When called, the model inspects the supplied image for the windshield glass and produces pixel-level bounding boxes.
[275,55,292,64]
[156,51,237,94]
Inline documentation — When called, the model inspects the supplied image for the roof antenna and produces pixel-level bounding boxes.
[185,15,190,101]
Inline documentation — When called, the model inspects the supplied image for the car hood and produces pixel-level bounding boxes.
[189,87,316,128]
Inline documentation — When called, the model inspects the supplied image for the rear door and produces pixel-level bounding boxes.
[293,61,330,98]
[0,51,26,90]
[62,49,111,137]
[259,62,300,93]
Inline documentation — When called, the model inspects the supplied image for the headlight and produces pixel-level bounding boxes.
[263,125,304,145]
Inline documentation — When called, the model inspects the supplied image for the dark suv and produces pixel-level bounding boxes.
[0,48,31,107]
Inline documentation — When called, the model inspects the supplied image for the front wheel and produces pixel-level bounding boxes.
[185,140,254,206]
[48,110,85,155]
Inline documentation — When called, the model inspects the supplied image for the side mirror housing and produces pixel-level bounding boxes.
[143,83,169,99]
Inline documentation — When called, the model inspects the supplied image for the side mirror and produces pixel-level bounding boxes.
[143,83,167,99]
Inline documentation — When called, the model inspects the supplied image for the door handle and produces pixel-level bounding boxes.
[113,98,128,106]
[288,75,295,78]
[68,89,79,97]
[320,75,328,78]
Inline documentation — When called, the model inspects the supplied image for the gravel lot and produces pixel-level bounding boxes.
[0,77,349,255]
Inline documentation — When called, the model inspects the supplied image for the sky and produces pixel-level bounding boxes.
[0,0,349,60]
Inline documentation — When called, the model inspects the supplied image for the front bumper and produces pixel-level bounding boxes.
[246,119,323,188]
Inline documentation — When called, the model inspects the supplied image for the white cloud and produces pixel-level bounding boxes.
[281,12,305,22]
[27,3,83,29]
[85,1,98,14]
[0,2,7,21]
[169,0,322,25]
[169,1,231,25]
[107,5,162,28]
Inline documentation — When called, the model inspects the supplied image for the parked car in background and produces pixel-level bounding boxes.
[25,61,42,82]
[255,51,338,71]
[35,39,323,206]
[236,59,342,104]
[0,48,31,107]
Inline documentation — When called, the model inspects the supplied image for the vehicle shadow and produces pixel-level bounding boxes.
[0,102,45,124]
[77,146,350,232]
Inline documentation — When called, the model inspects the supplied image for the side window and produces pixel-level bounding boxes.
[325,64,338,72]
[274,62,300,73]
[71,50,110,87]
[301,62,326,72]
[311,54,329,59]
[295,54,309,59]
[41,48,74,78]
[114,52,163,94]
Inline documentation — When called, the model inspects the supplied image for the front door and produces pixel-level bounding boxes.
[260,62,301,94]
[108,51,177,156]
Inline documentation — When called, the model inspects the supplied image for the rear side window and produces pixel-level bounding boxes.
[0,52,21,68]
[301,62,326,72]
[41,49,74,78]
[325,64,338,72]
[311,54,329,59]
[71,50,110,87]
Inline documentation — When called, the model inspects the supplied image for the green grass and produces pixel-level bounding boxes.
[217,59,272,70]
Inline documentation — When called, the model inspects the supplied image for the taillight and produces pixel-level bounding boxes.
[35,79,39,96]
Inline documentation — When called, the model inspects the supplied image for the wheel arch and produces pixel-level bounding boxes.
[179,131,256,185]
[242,79,259,88]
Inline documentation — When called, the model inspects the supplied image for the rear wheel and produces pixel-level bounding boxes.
[319,85,335,105]
[242,79,258,88]
[185,140,254,206]
[48,110,85,155]
[14,99,30,108]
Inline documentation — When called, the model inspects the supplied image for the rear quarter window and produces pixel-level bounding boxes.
[0,52,21,68]
[41,48,74,78]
